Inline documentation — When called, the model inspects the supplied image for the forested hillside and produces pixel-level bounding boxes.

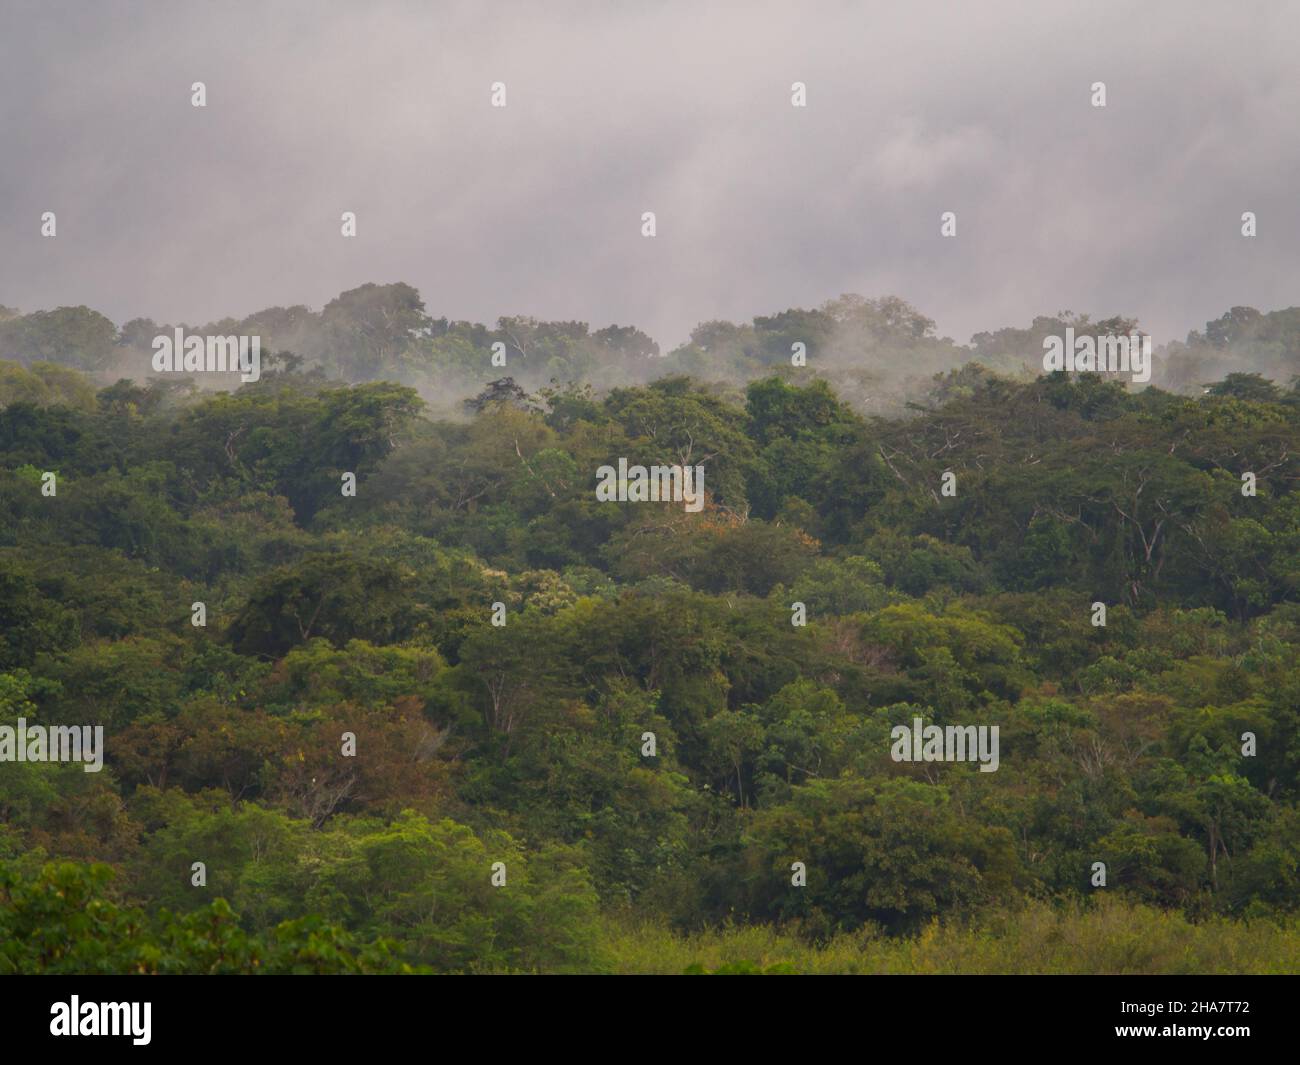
[2,293,1299,974]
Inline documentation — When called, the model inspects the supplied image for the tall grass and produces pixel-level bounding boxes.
[598,898,1300,974]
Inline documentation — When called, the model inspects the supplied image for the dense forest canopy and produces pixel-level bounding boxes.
[2,285,1299,973]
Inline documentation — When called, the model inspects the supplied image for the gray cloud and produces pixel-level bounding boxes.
[2,0,1298,348]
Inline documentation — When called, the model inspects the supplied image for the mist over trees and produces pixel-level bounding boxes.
[4,283,1299,419]
[1,286,1299,973]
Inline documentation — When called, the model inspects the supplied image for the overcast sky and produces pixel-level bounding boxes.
[3,0,1299,348]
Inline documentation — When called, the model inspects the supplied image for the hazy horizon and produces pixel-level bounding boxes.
[4,0,1299,349]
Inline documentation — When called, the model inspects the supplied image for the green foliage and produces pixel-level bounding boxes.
[0,860,409,973]
[2,326,1299,973]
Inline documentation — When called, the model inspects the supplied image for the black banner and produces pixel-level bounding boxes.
[2,975,1294,1052]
